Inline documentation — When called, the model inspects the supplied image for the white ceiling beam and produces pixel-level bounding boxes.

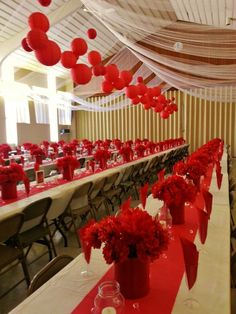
[0,0,83,65]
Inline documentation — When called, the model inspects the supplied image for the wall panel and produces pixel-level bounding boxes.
[75,88,236,156]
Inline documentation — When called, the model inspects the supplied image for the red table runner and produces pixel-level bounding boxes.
[72,207,198,314]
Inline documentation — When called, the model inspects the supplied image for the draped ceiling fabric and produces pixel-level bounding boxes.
[81,0,236,102]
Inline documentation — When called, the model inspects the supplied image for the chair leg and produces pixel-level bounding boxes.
[43,236,53,260]
[104,200,111,216]
[20,255,31,286]
[70,209,81,248]
[54,219,68,247]
[46,223,57,258]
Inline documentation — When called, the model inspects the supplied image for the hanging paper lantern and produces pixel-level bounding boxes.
[144,102,151,110]
[102,80,113,93]
[113,78,125,90]
[61,51,77,69]
[88,51,102,66]
[160,111,169,119]
[87,28,97,39]
[137,76,143,83]
[26,29,48,50]
[137,83,148,96]
[146,88,155,98]
[71,38,88,57]
[120,70,133,86]
[28,12,50,32]
[154,103,164,112]
[132,96,140,105]
[71,64,92,85]
[21,38,33,52]
[152,86,161,96]
[150,100,157,108]
[35,40,61,66]
[105,64,119,82]
[125,85,138,99]
[38,0,52,6]
[172,104,178,112]
[92,65,102,76]
[140,95,148,104]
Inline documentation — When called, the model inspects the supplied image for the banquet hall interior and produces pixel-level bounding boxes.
[0,0,235,313]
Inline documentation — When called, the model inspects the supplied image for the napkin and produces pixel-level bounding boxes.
[34,162,40,172]
[157,169,165,182]
[216,171,223,190]
[77,220,95,264]
[179,237,199,290]
[120,197,131,212]
[89,160,95,173]
[140,183,149,209]
[197,208,208,244]
[23,176,30,196]
[202,189,213,218]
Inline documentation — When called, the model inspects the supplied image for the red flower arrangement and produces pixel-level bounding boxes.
[174,159,207,189]
[135,144,146,157]
[50,142,59,154]
[112,139,122,150]
[82,207,169,264]
[146,141,156,154]
[56,156,80,180]
[93,149,111,169]
[0,144,12,159]
[62,144,74,156]
[119,146,133,162]
[0,163,25,184]
[152,175,196,208]
[23,142,33,151]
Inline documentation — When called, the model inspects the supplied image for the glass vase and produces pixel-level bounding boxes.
[92,281,125,314]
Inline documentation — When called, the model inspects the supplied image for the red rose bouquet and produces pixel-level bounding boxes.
[31,147,45,164]
[112,139,122,150]
[135,144,146,157]
[62,144,74,156]
[82,207,169,264]
[146,141,156,154]
[0,163,29,199]
[0,144,12,159]
[119,146,133,162]
[93,149,111,169]
[56,156,80,180]
[50,142,59,156]
[152,175,197,224]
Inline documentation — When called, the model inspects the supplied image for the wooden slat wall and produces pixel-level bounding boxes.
[75,87,236,156]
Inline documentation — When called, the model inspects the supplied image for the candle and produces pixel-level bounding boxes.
[101,307,116,314]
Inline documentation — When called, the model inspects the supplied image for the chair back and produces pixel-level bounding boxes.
[89,177,106,200]
[120,165,134,183]
[0,213,24,242]
[103,172,119,192]
[28,255,74,295]
[47,190,74,221]
[69,181,92,210]
[21,197,52,232]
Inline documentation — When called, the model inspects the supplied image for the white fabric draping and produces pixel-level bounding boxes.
[32,87,50,124]
[57,92,72,125]
[81,0,236,101]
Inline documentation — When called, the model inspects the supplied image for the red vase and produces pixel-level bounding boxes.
[35,155,43,165]
[63,166,73,181]
[169,203,185,225]
[1,181,17,200]
[114,258,150,299]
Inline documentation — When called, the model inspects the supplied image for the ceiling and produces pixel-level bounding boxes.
[1,0,236,92]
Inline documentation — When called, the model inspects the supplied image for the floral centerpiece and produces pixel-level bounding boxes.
[0,163,29,200]
[56,156,79,180]
[31,147,45,165]
[146,141,156,154]
[0,144,12,159]
[119,146,133,162]
[135,143,146,157]
[82,206,168,299]
[173,159,207,190]
[93,149,111,169]
[152,175,197,224]
[112,139,122,150]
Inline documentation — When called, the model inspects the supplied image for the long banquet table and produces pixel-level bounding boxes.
[9,149,230,314]
[0,145,187,220]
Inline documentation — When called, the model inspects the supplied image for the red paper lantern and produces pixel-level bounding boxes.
[144,102,151,110]
[125,85,138,99]
[152,86,161,96]
[26,29,48,50]
[92,65,101,76]
[71,64,92,85]
[154,103,164,112]
[120,70,133,86]
[146,88,155,98]
[158,94,167,104]
[137,76,143,83]
[21,38,33,52]
[102,80,113,93]
[140,95,148,104]
[71,38,88,57]
[160,111,169,119]
[38,0,52,6]
[113,78,125,90]
[105,64,119,82]
[61,51,77,69]
[87,28,97,39]
[28,12,50,32]
[35,40,61,66]
[137,83,148,96]
[88,51,102,66]
[172,104,178,112]
[132,96,140,105]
